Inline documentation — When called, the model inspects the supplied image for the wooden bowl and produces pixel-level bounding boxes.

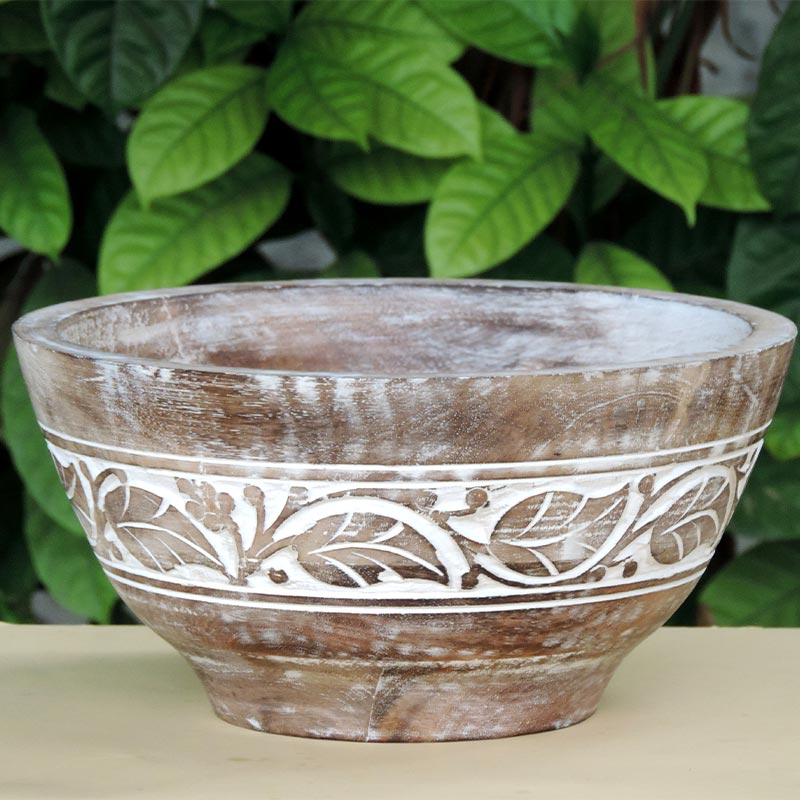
[14,280,795,741]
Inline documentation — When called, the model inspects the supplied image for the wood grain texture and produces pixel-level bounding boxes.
[12,279,796,740]
[120,581,690,741]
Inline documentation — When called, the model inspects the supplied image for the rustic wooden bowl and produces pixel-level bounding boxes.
[14,280,795,741]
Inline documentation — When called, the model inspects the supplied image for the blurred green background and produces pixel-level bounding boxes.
[0,0,798,625]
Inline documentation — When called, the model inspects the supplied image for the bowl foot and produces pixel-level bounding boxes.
[186,650,617,742]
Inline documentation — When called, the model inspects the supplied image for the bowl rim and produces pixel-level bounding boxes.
[13,278,797,380]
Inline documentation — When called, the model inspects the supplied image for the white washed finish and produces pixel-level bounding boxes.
[46,427,761,614]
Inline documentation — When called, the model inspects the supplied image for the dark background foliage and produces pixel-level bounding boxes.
[0,0,798,625]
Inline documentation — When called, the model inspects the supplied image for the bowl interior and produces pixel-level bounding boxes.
[54,282,753,376]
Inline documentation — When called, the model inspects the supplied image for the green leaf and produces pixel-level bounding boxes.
[293,0,461,62]
[730,454,800,542]
[419,0,574,66]
[763,298,800,461]
[748,1,800,215]
[266,40,370,148]
[41,0,203,111]
[558,2,600,81]
[0,533,36,622]
[587,0,654,92]
[764,410,800,461]
[728,250,800,462]
[321,251,381,279]
[582,73,708,224]
[477,102,519,140]
[267,5,478,156]
[575,242,673,291]
[216,0,292,33]
[591,155,627,213]
[771,299,800,407]
[3,261,96,537]
[0,1,50,52]
[199,9,265,65]
[701,541,800,626]
[426,131,579,278]
[24,496,117,623]
[532,68,584,145]
[727,216,800,308]
[532,0,653,143]
[533,2,643,214]
[660,96,769,212]
[128,65,269,204]
[2,351,80,535]
[44,57,88,111]
[0,105,71,258]
[326,142,455,205]
[99,153,291,293]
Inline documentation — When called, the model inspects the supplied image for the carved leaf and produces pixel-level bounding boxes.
[244,485,308,564]
[290,511,449,588]
[103,484,224,574]
[485,486,631,582]
[646,468,735,565]
[53,459,93,537]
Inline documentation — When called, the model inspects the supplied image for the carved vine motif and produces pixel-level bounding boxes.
[50,444,759,596]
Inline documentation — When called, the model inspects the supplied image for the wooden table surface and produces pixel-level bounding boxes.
[0,624,797,799]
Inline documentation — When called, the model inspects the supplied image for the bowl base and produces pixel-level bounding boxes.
[187,650,617,742]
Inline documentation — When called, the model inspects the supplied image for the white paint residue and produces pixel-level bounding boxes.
[47,437,760,613]
[53,284,759,375]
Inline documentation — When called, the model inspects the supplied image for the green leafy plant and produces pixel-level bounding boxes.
[0,0,797,625]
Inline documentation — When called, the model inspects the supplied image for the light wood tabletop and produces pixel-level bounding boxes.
[0,624,797,800]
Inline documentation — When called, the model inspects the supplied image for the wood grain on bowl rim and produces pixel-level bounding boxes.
[12,279,796,464]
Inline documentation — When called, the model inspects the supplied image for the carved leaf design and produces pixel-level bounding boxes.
[48,446,755,596]
[290,510,450,588]
[244,484,307,565]
[103,483,224,573]
[645,467,736,565]
[53,460,126,551]
[53,459,94,537]
[483,485,631,583]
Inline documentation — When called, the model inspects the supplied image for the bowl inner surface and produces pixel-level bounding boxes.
[54,283,753,376]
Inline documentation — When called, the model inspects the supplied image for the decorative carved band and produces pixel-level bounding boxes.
[47,437,760,611]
